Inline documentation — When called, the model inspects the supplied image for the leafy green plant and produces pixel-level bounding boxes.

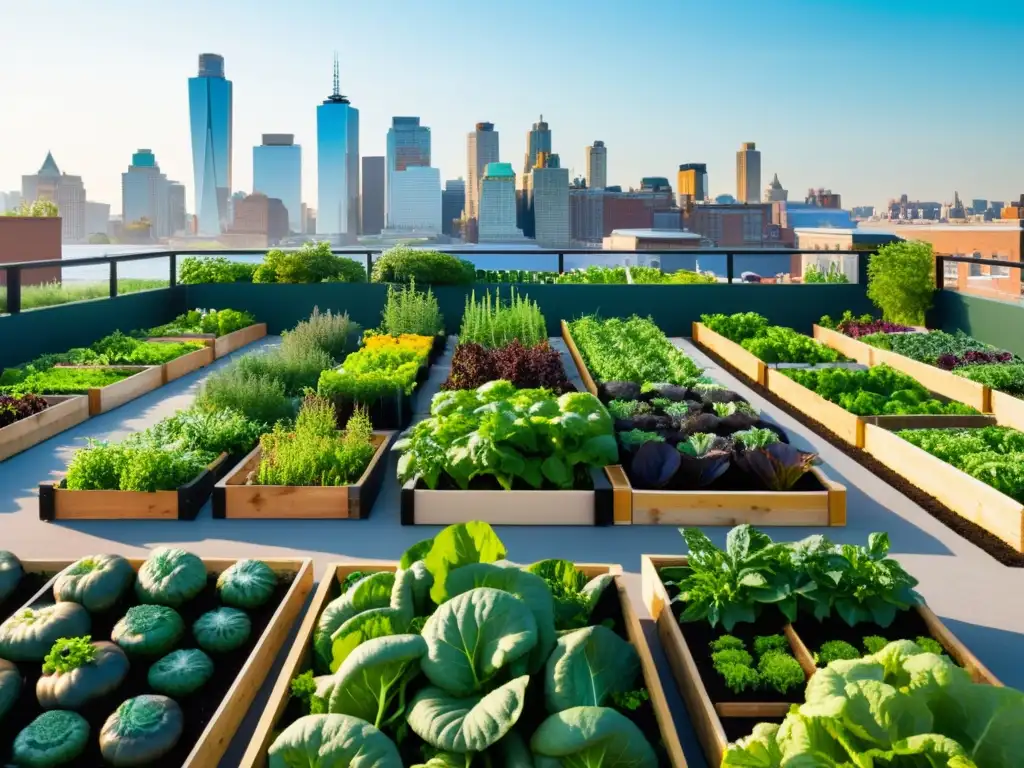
[753,634,789,657]
[618,429,664,449]
[395,383,618,491]
[570,315,703,386]
[136,407,266,458]
[866,239,935,324]
[42,636,97,675]
[111,605,185,656]
[861,328,1006,364]
[955,363,1024,397]
[371,246,475,285]
[378,279,444,337]
[814,639,860,665]
[757,652,805,694]
[719,662,761,694]
[897,426,1024,502]
[862,635,888,655]
[607,399,650,419]
[723,639,1024,767]
[289,669,327,715]
[611,687,650,711]
[803,263,849,284]
[256,397,376,487]
[700,312,769,342]
[280,307,359,363]
[738,442,817,491]
[712,648,753,668]
[710,635,746,653]
[458,288,546,349]
[254,241,366,283]
[178,256,256,284]
[733,427,780,450]
[147,308,257,337]
[64,441,215,492]
[784,364,979,416]
[196,366,297,425]
[742,326,843,364]
[0,366,138,396]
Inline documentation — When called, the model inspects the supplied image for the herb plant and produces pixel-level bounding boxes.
[196,366,296,425]
[42,636,98,675]
[570,315,703,386]
[757,653,804,694]
[861,328,1009,365]
[281,307,360,363]
[458,288,546,348]
[135,407,266,457]
[897,426,1024,502]
[955,363,1024,396]
[64,441,215,491]
[378,280,444,337]
[803,263,849,283]
[814,640,860,665]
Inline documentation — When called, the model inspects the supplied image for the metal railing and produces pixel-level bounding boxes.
[934,254,1023,291]
[0,247,867,315]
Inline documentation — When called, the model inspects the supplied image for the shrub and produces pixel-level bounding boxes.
[253,242,366,284]
[379,280,444,337]
[197,367,296,425]
[664,269,717,285]
[256,397,375,486]
[458,288,546,349]
[178,256,257,284]
[371,246,475,285]
[281,307,359,363]
[442,340,572,393]
[867,240,935,325]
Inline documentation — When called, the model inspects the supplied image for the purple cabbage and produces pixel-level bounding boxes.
[631,440,681,489]
[737,442,817,491]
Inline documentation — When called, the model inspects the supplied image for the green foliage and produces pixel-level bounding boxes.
[281,307,360,363]
[254,241,366,283]
[784,365,979,416]
[477,268,559,284]
[815,639,860,665]
[458,288,546,349]
[137,407,266,458]
[955,363,1024,397]
[526,559,611,632]
[723,639,1024,767]
[372,246,475,285]
[0,366,138,396]
[3,198,59,217]
[757,652,805,694]
[147,308,257,337]
[611,687,650,711]
[741,326,843,364]
[289,670,327,715]
[753,634,789,657]
[700,312,769,342]
[268,714,403,766]
[65,440,214,491]
[664,268,717,284]
[178,256,257,284]
[394,384,618,490]
[862,635,888,655]
[257,397,376,487]
[733,427,780,450]
[570,315,704,386]
[617,429,664,449]
[196,366,296,425]
[803,263,849,283]
[867,239,936,324]
[0,279,168,314]
[718,662,762,694]
[379,280,444,337]
[42,635,98,675]
[712,648,754,668]
[709,635,746,653]
[606,399,650,420]
[897,426,1024,503]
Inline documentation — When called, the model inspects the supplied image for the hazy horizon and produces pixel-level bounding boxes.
[2,0,1022,215]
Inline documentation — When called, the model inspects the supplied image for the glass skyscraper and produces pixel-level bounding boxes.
[253,134,302,233]
[188,53,233,235]
[317,57,359,238]
[385,117,431,227]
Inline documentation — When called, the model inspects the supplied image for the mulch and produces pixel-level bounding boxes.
[696,345,1024,568]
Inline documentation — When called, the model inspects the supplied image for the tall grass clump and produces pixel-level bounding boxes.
[255,396,375,486]
[235,344,332,396]
[196,367,296,426]
[281,307,360,363]
[379,279,444,337]
[458,288,546,349]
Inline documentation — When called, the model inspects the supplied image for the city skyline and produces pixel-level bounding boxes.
[2,0,1023,215]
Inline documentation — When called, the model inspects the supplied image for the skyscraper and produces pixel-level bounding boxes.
[122,149,171,238]
[361,156,385,235]
[22,152,86,241]
[167,182,186,235]
[317,54,360,239]
[188,53,233,235]
[387,167,441,233]
[522,115,551,178]
[677,163,708,204]
[736,142,761,204]
[253,134,302,232]
[530,154,570,248]
[763,173,788,203]
[478,163,525,242]
[465,122,499,230]
[442,178,465,237]
[386,117,430,227]
[585,141,608,190]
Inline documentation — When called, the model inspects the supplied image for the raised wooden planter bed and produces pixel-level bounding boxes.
[691,322,767,386]
[241,561,687,768]
[38,452,230,521]
[766,368,996,449]
[641,554,999,766]
[624,465,846,527]
[0,396,89,463]
[991,389,1024,432]
[813,324,991,412]
[561,319,598,396]
[863,423,1024,552]
[212,431,394,519]
[72,364,164,415]
[0,555,313,768]
[149,322,268,359]
[161,344,215,383]
[400,465,619,525]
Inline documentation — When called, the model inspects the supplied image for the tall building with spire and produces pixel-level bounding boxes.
[21,151,86,241]
[585,141,607,190]
[522,115,552,179]
[465,122,499,234]
[188,53,233,235]
[317,54,360,239]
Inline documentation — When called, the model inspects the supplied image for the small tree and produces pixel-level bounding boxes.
[866,240,935,325]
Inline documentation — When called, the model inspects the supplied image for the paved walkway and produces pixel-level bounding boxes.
[1,336,1021,767]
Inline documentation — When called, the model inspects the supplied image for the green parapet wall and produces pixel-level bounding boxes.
[930,290,1024,358]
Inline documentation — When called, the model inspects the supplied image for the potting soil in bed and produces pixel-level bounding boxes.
[0,574,294,767]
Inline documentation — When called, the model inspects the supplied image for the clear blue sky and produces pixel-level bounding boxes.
[1,0,1021,214]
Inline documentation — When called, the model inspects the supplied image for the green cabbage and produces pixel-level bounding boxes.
[531,706,658,767]
[722,639,1024,767]
[314,572,395,672]
[193,606,252,653]
[53,554,135,612]
[111,604,184,656]
[217,559,278,609]
[12,710,90,767]
[148,648,214,697]
[99,695,184,767]
[134,547,207,607]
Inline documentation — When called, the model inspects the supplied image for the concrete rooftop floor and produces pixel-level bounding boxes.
[0,336,1021,767]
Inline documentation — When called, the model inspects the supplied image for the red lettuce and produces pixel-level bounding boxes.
[0,393,49,428]
[442,341,572,393]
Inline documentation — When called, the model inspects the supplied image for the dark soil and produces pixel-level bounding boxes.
[0,573,294,767]
[791,609,955,666]
[722,715,784,743]
[0,571,51,623]
[699,343,1024,567]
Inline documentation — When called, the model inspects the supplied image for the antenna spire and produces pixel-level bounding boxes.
[332,51,340,97]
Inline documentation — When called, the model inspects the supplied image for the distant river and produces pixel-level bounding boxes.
[60,244,793,281]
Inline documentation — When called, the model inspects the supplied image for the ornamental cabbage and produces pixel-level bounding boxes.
[12,710,90,767]
[217,558,278,608]
[193,606,252,653]
[112,604,184,656]
[100,695,184,767]
[148,648,215,697]
[134,547,207,607]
